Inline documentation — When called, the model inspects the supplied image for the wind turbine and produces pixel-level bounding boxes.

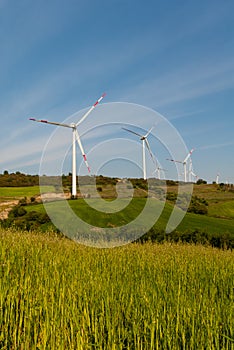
[30,93,106,196]
[155,166,167,180]
[188,158,195,182]
[153,166,167,180]
[190,170,199,182]
[122,126,155,180]
[167,149,194,183]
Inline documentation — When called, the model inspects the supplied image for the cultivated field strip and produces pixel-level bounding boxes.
[1,229,234,349]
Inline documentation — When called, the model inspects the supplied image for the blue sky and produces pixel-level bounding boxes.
[0,0,233,183]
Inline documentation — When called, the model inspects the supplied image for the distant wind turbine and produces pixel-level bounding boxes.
[122,126,156,180]
[167,149,194,183]
[153,166,167,180]
[30,93,106,196]
[188,158,197,182]
[190,170,199,182]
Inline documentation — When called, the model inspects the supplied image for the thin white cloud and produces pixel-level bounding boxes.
[168,109,206,121]
[0,1,233,180]
[198,141,234,151]
[121,57,234,108]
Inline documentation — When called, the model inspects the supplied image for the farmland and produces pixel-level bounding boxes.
[1,178,234,348]
[1,179,234,247]
[1,228,233,349]
[23,197,234,236]
[165,183,234,219]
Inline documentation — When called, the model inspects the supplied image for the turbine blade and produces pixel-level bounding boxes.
[183,148,194,163]
[166,158,183,164]
[145,139,156,165]
[76,93,106,126]
[122,127,142,138]
[75,130,91,173]
[29,118,72,128]
[144,125,155,138]
[158,167,167,171]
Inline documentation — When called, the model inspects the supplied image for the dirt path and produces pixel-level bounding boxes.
[0,200,19,220]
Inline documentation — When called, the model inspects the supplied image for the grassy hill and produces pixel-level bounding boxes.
[1,178,234,246]
[19,197,234,238]
[7,198,234,248]
[208,200,234,219]
[161,183,234,217]
[0,186,54,201]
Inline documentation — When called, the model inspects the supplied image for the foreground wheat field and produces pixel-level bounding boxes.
[1,228,233,349]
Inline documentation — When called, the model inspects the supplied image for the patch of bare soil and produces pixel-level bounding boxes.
[0,200,19,220]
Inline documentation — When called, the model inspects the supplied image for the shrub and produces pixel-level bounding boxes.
[136,227,233,249]
[196,179,207,185]
[9,206,27,218]
[188,196,208,215]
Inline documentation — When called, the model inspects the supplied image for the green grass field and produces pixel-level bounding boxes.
[1,184,234,240]
[0,186,54,201]
[157,183,234,222]
[208,200,234,219]
[1,228,233,349]
[25,197,234,235]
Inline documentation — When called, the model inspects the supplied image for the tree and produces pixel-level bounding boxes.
[196,179,207,185]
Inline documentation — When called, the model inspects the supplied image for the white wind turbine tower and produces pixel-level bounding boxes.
[216,173,220,184]
[167,149,194,183]
[30,93,106,197]
[122,126,155,180]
